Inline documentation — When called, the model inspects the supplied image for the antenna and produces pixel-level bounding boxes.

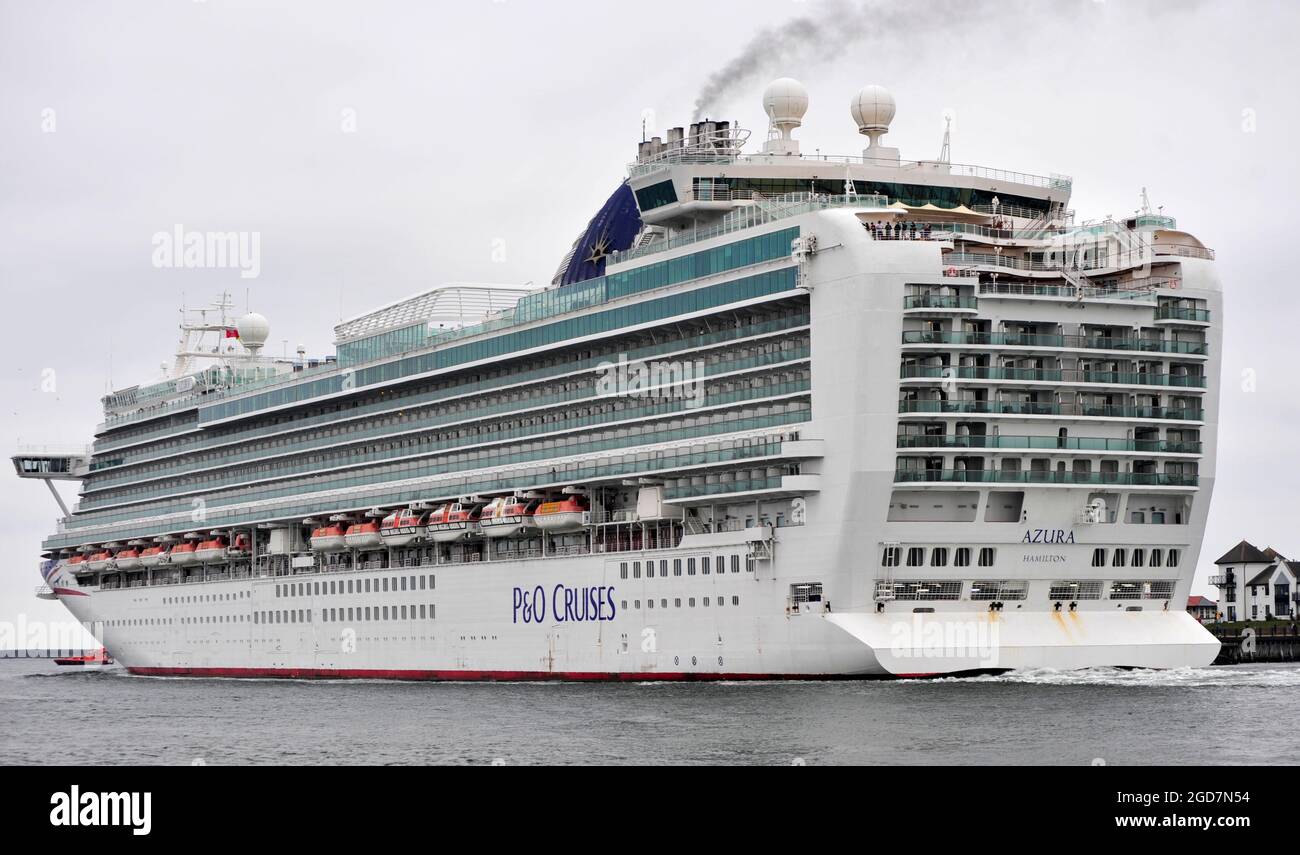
[938,113,952,164]
[1139,186,1152,216]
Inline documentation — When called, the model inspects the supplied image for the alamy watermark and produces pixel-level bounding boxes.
[888,614,1001,668]
[151,224,261,279]
[595,353,705,408]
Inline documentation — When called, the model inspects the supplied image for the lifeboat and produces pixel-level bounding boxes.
[114,548,142,570]
[534,496,590,532]
[429,501,483,543]
[380,509,427,547]
[139,546,170,567]
[54,647,113,667]
[229,533,251,557]
[67,554,87,569]
[169,541,199,565]
[480,497,540,538]
[310,524,347,552]
[195,537,230,563]
[86,550,115,572]
[344,521,383,549]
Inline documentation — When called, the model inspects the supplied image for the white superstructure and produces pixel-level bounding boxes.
[16,81,1221,679]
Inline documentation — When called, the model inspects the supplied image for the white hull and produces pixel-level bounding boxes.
[480,517,537,538]
[49,519,1221,679]
[380,527,425,547]
[534,512,586,532]
[429,524,478,543]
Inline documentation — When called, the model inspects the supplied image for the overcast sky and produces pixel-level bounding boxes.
[1,0,1296,643]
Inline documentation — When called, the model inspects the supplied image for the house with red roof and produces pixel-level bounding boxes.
[1186,595,1217,623]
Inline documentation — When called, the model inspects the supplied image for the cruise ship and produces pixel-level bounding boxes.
[16,79,1222,679]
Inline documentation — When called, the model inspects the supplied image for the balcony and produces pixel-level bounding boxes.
[899,364,1208,389]
[902,295,977,311]
[900,330,1208,356]
[896,435,1202,454]
[893,469,1198,487]
[1208,574,1234,587]
[976,280,1164,304]
[897,400,1205,421]
[1156,306,1211,323]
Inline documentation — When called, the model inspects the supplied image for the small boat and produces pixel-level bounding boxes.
[195,537,230,563]
[114,548,142,570]
[429,502,483,543]
[228,533,251,557]
[310,524,347,552]
[139,546,170,567]
[480,497,540,538]
[86,550,115,572]
[534,495,590,531]
[380,509,427,547]
[169,541,199,565]
[344,521,383,549]
[54,647,113,667]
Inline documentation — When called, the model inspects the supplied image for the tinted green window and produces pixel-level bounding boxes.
[634,180,678,211]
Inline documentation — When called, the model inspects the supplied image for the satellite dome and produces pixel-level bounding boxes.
[235,312,270,350]
[850,84,896,134]
[762,77,809,126]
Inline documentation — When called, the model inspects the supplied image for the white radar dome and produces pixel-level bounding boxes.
[762,77,809,126]
[850,84,896,134]
[235,312,270,350]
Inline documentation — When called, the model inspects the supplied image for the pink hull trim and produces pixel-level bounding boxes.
[126,666,877,682]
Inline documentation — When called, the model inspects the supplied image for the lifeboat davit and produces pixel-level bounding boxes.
[310,524,347,552]
[169,541,199,565]
[428,502,483,543]
[480,497,540,538]
[86,550,115,572]
[195,537,230,563]
[114,548,142,570]
[139,546,170,567]
[344,521,383,549]
[380,509,426,547]
[534,496,590,532]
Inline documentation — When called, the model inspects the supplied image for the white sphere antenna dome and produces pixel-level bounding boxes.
[761,77,809,155]
[850,84,896,134]
[763,77,809,126]
[235,312,271,351]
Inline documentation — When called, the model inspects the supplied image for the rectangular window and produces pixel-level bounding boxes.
[731,555,740,573]
[882,546,900,567]
[970,580,1027,601]
[978,547,996,567]
[1049,581,1103,600]
[954,547,971,567]
[1092,548,1106,567]
[930,548,948,567]
[907,547,925,567]
[673,559,682,577]
[620,562,628,579]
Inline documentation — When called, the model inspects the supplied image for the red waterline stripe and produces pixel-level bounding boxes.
[127,666,887,682]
